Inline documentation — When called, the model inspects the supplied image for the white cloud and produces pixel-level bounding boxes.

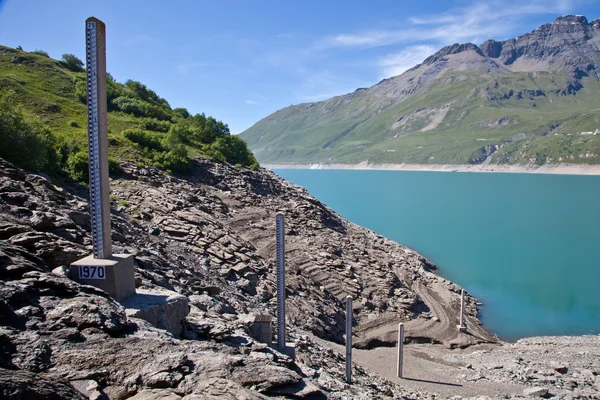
[315,0,582,80]
[378,45,437,78]
[321,0,580,50]
[245,99,257,105]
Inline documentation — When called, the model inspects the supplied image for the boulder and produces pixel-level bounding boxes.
[523,386,549,397]
[124,287,190,337]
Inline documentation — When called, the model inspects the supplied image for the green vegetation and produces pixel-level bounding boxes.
[241,68,600,166]
[0,91,56,172]
[60,54,84,72]
[0,44,258,182]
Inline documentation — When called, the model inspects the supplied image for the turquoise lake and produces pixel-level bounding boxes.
[274,169,600,341]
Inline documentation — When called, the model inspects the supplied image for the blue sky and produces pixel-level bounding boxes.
[0,0,598,133]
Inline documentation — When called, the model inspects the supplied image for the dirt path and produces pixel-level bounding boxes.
[317,335,528,398]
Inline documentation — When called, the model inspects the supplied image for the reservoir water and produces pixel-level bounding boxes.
[274,169,600,341]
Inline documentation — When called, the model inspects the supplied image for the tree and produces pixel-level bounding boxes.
[61,54,84,72]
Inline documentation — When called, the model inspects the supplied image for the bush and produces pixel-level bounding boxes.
[209,135,258,167]
[172,107,190,119]
[140,118,170,132]
[108,157,121,175]
[0,91,57,172]
[112,96,171,120]
[122,128,164,152]
[31,49,49,57]
[61,54,84,72]
[153,144,191,173]
[68,120,80,128]
[66,150,89,183]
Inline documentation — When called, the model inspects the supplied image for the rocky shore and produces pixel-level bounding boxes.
[1,157,599,399]
[263,163,600,176]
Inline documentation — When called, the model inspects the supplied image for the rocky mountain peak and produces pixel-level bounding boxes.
[554,14,589,25]
[422,43,483,66]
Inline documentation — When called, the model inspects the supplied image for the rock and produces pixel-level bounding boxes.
[124,287,190,337]
[127,389,182,399]
[52,265,70,278]
[70,379,104,400]
[550,361,568,374]
[523,386,549,397]
[0,368,88,399]
[182,378,268,400]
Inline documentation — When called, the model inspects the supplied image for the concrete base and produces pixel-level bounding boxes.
[457,325,467,332]
[273,342,296,359]
[70,254,135,302]
[249,314,273,346]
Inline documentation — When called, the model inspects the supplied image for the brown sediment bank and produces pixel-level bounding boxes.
[265,162,600,176]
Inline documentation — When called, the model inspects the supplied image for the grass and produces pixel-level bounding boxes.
[0,45,258,179]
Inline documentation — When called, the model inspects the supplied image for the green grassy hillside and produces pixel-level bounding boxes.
[241,67,600,165]
[0,45,258,181]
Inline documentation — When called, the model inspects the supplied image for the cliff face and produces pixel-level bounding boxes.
[0,158,493,398]
[479,15,600,76]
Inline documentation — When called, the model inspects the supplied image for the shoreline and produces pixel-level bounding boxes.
[265,162,600,176]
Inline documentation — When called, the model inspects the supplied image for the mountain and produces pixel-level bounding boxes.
[240,16,600,166]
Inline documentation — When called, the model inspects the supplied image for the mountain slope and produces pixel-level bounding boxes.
[0,45,257,180]
[241,15,600,166]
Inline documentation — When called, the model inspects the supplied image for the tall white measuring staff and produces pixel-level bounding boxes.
[86,17,112,258]
[70,17,135,302]
[276,212,286,351]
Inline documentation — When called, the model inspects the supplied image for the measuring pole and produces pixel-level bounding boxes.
[86,17,112,259]
[345,296,353,384]
[276,212,286,351]
[397,323,404,378]
[458,289,466,331]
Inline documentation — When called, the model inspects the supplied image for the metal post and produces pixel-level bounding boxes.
[397,323,404,378]
[276,212,286,351]
[459,289,466,331]
[345,296,352,384]
[85,17,112,259]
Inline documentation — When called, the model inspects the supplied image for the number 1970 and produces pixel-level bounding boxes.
[79,265,106,280]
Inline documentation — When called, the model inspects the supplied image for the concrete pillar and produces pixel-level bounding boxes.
[397,322,404,378]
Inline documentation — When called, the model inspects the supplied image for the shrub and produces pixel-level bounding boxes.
[74,77,87,104]
[31,49,49,57]
[124,80,170,109]
[61,54,84,72]
[112,96,171,120]
[209,135,258,167]
[172,107,190,119]
[66,150,89,183]
[69,120,80,128]
[140,118,170,132]
[0,91,57,172]
[108,157,121,175]
[153,144,191,173]
[122,128,164,152]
